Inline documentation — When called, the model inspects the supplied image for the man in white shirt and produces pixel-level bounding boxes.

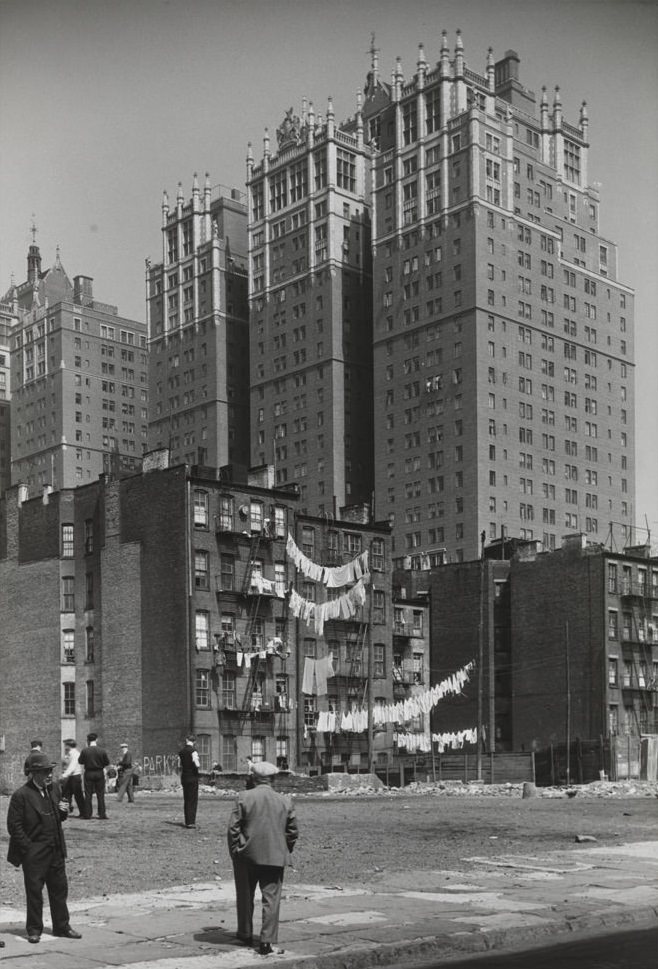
[61,740,84,817]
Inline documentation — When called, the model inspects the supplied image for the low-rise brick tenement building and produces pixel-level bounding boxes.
[0,456,400,790]
[428,536,658,759]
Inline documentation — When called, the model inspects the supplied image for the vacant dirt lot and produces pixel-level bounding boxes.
[2,783,656,906]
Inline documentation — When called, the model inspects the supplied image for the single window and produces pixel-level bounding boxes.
[61,524,74,558]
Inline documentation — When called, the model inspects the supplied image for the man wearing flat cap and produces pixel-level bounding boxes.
[7,751,82,943]
[23,739,44,775]
[116,743,136,804]
[227,761,298,956]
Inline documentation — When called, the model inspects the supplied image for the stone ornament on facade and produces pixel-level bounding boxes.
[276,108,304,149]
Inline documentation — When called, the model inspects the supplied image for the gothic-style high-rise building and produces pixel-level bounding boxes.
[247,33,634,561]
[367,33,634,562]
[146,176,250,470]
[246,100,374,514]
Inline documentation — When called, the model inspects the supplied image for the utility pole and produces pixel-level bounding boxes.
[367,583,374,774]
[476,530,486,781]
[565,620,571,786]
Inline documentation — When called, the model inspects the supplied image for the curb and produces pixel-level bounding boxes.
[268,903,658,969]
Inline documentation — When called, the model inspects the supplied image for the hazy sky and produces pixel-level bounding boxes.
[1,0,656,542]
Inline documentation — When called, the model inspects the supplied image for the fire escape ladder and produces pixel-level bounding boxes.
[240,656,262,717]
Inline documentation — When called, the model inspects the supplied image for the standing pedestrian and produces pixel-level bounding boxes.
[6,751,82,943]
[227,761,298,955]
[178,735,199,828]
[116,743,135,803]
[60,740,85,817]
[24,739,44,775]
[78,733,110,820]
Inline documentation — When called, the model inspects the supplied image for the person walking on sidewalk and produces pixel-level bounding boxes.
[6,751,82,943]
[116,743,135,803]
[227,761,298,956]
[178,735,200,828]
[78,733,110,819]
[61,739,85,817]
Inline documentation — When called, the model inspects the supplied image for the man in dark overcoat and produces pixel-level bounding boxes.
[6,751,82,943]
[227,761,298,955]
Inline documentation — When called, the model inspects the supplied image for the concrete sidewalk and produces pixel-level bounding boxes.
[1,841,657,968]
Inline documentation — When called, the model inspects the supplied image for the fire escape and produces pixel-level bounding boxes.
[620,569,658,735]
[213,499,292,759]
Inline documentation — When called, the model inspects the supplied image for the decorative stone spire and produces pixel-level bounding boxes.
[553,86,562,127]
[369,32,379,87]
[263,127,270,158]
[356,90,363,147]
[486,47,495,91]
[327,95,335,138]
[440,29,450,76]
[417,43,427,76]
[307,102,315,146]
[392,56,403,101]
[579,100,589,138]
[27,216,42,284]
[540,86,549,129]
[455,29,464,75]
[176,181,184,210]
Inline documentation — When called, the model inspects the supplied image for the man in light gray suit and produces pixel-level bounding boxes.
[227,761,298,955]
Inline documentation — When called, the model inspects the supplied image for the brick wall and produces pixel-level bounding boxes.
[511,548,606,749]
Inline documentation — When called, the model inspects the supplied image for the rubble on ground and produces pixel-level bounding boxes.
[154,778,658,799]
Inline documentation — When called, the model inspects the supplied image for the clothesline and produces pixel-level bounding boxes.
[394,728,478,753]
[289,577,369,636]
[286,533,369,588]
[311,661,475,732]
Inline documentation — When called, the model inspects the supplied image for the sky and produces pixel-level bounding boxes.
[1,0,656,543]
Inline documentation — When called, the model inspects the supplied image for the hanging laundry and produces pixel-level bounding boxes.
[314,656,331,696]
[286,533,371,589]
[431,727,478,751]
[302,657,315,695]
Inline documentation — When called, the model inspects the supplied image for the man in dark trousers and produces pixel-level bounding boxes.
[6,751,82,943]
[61,739,85,816]
[227,761,298,955]
[178,735,200,828]
[116,742,135,803]
[78,733,110,819]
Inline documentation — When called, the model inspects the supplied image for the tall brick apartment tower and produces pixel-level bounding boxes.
[2,234,147,496]
[366,32,634,562]
[246,99,374,514]
[146,175,250,469]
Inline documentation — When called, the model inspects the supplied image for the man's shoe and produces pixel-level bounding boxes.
[27,933,40,943]
[54,928,82,939]
[236,934,253,946]
[258,942,283,955]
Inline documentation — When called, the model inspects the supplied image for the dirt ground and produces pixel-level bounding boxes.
[2,785,657,905]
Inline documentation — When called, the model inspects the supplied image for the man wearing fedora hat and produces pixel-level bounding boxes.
[227,761,298,955]
[6,751,82,943]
